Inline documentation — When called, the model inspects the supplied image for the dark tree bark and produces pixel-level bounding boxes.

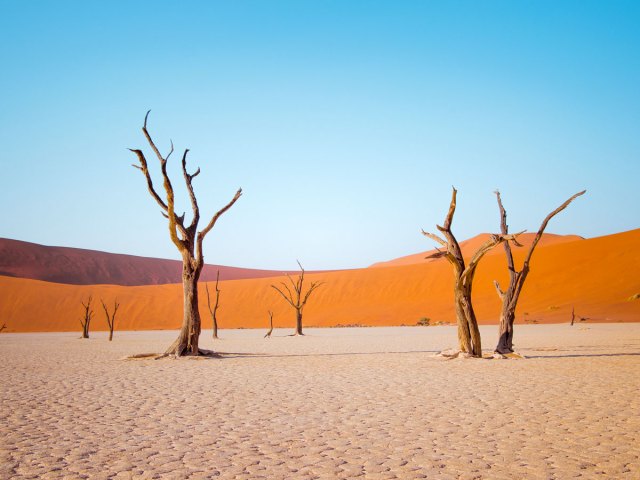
[206,270,221,339]
[423,187,521,357]
[131,111,242,356]
[271,261,323,336]
[264,310,274,338]
[80,296,94,339]
[100,299,120,341]
[493,190,585,354]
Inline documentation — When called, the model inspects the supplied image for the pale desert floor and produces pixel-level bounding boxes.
[1,324,639,479]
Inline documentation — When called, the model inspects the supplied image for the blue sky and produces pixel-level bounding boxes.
[1,1,638,270]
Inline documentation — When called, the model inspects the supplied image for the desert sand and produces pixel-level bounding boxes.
[1,229,638,333]
[1,324,638,479]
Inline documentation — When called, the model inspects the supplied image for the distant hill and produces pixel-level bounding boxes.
[0,238,291,286]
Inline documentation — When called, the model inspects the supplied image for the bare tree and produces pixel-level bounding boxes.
[100,298,120,341]
[423,187,521,357]
[130,111,242,356]
[264,311,274,338]
[570,306,576,326]
[0,323,7,333]
[205,270,221,339]
[493,190,585,354]
[271,261,323,336]
[80,296,94,339]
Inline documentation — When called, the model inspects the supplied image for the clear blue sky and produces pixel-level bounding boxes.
[1,1,638,270]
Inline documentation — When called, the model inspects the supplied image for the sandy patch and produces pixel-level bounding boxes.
[1,324,639,479]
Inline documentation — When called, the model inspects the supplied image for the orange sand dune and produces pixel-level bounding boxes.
[370,232,584,268]
[1,230,638,333]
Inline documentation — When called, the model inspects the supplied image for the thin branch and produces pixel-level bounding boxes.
[181,149,200,230]
[301,281,324,307]
[195,188,243,266]
[271,285,297,309]
[522,190,586,269]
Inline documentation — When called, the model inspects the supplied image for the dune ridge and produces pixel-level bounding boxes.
[1,229,638,333]
[0,237,296,286]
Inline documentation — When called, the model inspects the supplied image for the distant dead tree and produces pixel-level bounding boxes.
[205,270,221,339]
[80,296,94,339]
[493,190,585,354]
[423,187,521,357]
[271,261,323,336]
[100,298,120,341]
[264,311,274,338]
[0,323,7,333]
[130,111,242,356]
[570,307,576,326]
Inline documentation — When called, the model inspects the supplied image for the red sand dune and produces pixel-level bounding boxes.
[0,230,638,333]
[0,238,293,285]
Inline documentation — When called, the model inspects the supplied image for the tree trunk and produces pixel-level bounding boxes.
[454,284,482,356]
[165,269,202,355]
[295,310,303,336]
[82,324,89,339]
[108,328,114,342]
[495,308,516,353]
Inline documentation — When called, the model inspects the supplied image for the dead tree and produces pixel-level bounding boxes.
[493,190,585,354]
[570,306,576,326]
[264,311,274,338]
[0,323,6,333]
[80,296,94,339]
[271,261,323,336]
[205,270,221,339]
[423,187,521,357]
[130,111,242,356]
[101,298,120,341]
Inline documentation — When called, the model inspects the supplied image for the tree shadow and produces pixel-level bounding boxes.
[216,349,441,359]
[525,352,640,359]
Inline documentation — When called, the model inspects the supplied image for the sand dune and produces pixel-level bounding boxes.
[1,229,637,333]
[0,237,294,286]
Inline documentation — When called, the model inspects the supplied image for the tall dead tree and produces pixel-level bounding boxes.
[130,111,242,356]
[271,261,323,336]
[493,190,585,354]
[80,296,94,339]
[101,298,120,341]
[423,187,521,357]
[205,270,221,339]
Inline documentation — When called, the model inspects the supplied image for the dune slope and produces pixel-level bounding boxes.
[0,230,638,332]
[0,238,291,285]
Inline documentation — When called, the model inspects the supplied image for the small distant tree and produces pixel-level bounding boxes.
[271,261,323,336]
[423,187,520,357]
[80,296,94,339]
[493,190,585,354]
[205,270,221,339]
[100,298,120,341]
[264,311,274,338]
[0,323,7,333]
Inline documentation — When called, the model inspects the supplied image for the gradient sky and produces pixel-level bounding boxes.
[1,1,638,270]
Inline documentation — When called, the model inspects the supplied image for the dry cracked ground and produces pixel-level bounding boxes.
[1,324,639,479]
